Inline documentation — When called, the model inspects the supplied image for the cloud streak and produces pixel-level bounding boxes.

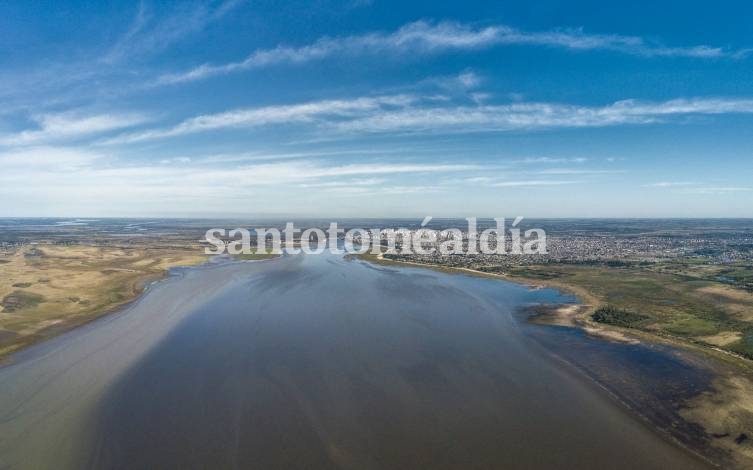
[103,95,416,144]
[647,181,697,187]
[0,148,483,213]
[0,112,148,147]
[648,182,752,194]
[103,95,753,144]
[333,97,753,134]
[104,0,245,64]
[158,20,748,84]
[491,180,580,187]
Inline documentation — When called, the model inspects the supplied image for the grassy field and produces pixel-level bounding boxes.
[496,262,753,359]
[0,244,209,360]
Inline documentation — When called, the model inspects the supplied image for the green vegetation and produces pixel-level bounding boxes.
[713,265,753,292]
[0,244,210,360]
[505,263,753,358]
[1,291,45,313]
[728,334,753,360]
[664,316,721,336]
[650,261,753,292]
[592,305,649,328]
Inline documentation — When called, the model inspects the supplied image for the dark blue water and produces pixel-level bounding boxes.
[0,252,714,469]
[83,253,713,469]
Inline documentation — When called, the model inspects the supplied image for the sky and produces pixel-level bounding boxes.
[1,0,753,218]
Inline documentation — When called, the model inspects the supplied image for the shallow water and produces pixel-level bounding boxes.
[0,252,713,469]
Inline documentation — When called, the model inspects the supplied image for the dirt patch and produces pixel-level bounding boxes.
[701,331,745,347]
[697,285,753,321]
[681,375,753,468]
[699,285,753,303]
[581,325,641,344]
[524,303,586,327]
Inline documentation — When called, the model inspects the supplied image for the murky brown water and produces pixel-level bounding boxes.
[0,252,713,469]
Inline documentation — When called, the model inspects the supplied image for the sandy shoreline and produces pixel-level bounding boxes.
[0,261,204,365]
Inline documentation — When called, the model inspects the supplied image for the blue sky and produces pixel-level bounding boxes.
[1,0,753,217]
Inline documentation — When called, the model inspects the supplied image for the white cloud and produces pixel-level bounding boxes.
[0,112,148,147]
[100,95,753,144]
[463,176,495,184]
[267,162,481,181]
[0,149,481,188]
[536,168,623,175]
[320,185,439,195]
[103,95,416,144]
[646,182,752,194]
[491,180,580,187]
[0,145,491,216]
[0,146,104,173]
[332,97,753,134]
[682,186,752,194]
[419,71,483,94]
[456,71,482,89]
[647,181,697,187]
[103,0,245,64]
[514,157,588,164]
[298,178,386,188]
[157,20,747,85]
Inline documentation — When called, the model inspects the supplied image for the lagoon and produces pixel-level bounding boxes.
[0,251,711,469]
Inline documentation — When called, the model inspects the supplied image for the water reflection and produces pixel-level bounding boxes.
[83,253,712,469]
